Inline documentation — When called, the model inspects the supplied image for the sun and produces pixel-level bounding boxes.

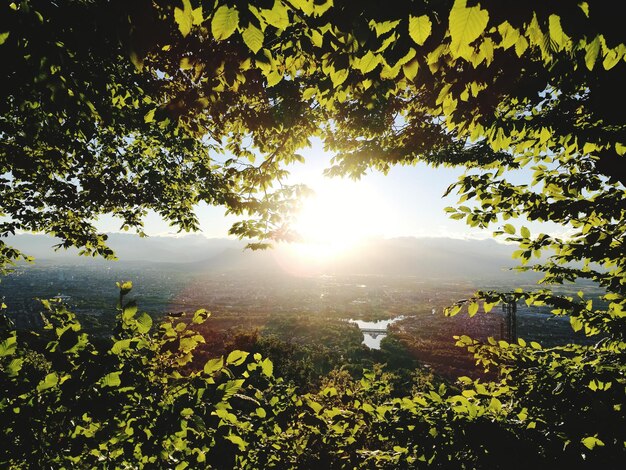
[287,178,390,260]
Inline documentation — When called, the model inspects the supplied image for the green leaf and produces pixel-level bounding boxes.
[603,48,620,70]
[288,0,314,15]
[192,308,210,324]
[37,372,59,392]
[143,108,156,123]
[242,23,264,53]
[548,15,569,51]
[101,371,122,388]
[308,400,323,414]
[136,312,152,334]
[219,379,245,400]
[191,6,203,25]
[261,357,274,377]
[468,302,479,317]
[211,5,239,41]
[122,301,137,321]
[225,433,247,450]
[489,397,502,412]
[227,349,249,366]
[302,87,316,100]
[309,29,323,47]
[263,0,290,30]
[330,68,348,87]
[402,58,419,80]
[446,304,463,316]
[117,281,132,296]
[0,32,10,45]
[497,21,519,50]
[6,358,23,377]
[204,356,224,375]
[354,51,380,74]
[408,15,432,46]
[579,1,590,17]
[174,0,193,37]
[520,226,530,238]
[585,35,601,71]
[581,436,604,450]
[503,224,515,234]
[449,0,489,59]
[369,19,400,37]
[570,315,583,332]
[129,51,144,71]
[111,338,132,355]
[0,334,17,357]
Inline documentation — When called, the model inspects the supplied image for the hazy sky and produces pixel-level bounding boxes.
[95,138,566,242]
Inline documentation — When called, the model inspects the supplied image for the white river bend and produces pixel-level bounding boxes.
[346,316,407,349]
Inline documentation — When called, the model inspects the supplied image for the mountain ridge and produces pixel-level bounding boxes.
[5,233,533,281]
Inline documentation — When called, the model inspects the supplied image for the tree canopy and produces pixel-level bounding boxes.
[3,0,625,257]
[1,0,625,467]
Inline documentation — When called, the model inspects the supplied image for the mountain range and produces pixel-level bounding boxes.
[5,233,536,282]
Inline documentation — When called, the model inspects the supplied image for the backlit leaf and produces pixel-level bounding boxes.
[263,0,290,30]
[174,0,193,37]
[101,371,122,388]
[136,312,152,334]
[0,334,17,357]
[204,356,224,375]
[449,0,489,59]
[548,15,569,51]
[37,372,59,392]
[242,23,264,53]
[219,379,245,400]
[581,436,604,450]
[402,59,419,80]
[355,51,380,74]
[261,357,273,377]
[143,108,156,123]
[211,5,239,41]
[408,15,432,46]
[227,349,249,366]
[468,302,479,317]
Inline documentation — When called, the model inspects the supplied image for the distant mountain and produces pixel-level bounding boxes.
[6,233,244,264]
[331,237,518,278]
[5,233,533,281]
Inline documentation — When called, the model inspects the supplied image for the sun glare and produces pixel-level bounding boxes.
[288,179,389,260]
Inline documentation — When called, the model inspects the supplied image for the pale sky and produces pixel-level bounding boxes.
[95,138,566,243]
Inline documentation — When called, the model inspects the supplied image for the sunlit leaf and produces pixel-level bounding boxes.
[408,15,432,46]
[585,35,601,70]
[226,349,249,366]
[101,371,122,388]
[174,0,193,37]
[581,436,604,450]
[449,0,489,59]
[37,372,59,392]
[136,312,152,334]
[204,356,224,375]
[243,23,264,53]
[211,5,239,41]
[261,357,273,377]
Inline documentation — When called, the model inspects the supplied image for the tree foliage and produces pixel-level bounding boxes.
[1,0,625,467]
[1,287,623,468]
